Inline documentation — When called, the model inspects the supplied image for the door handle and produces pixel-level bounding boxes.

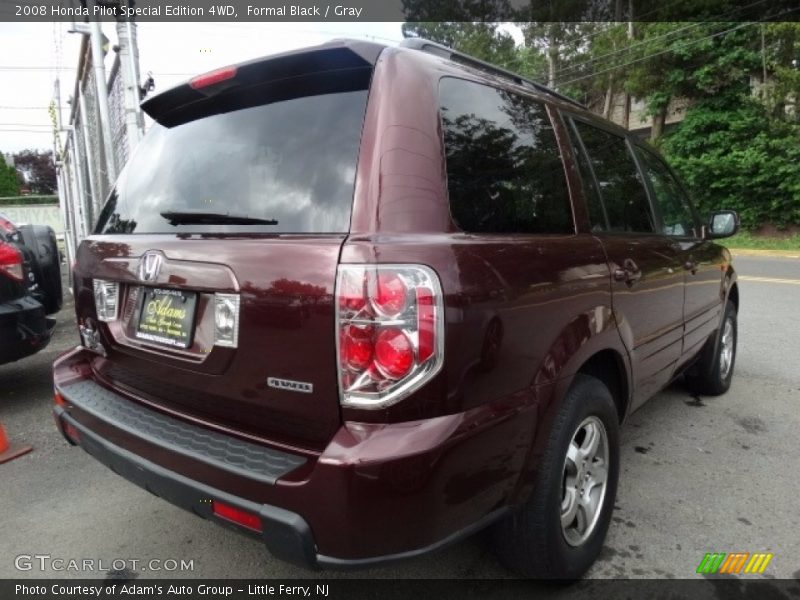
[613,259,642,286]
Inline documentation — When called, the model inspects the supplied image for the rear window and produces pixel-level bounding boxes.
[96,86,369,235]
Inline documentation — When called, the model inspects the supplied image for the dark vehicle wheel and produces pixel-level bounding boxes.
[685,299,737,396]
[17,224,62,314]
[490,374,620,579]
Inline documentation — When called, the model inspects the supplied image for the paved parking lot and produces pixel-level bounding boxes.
[1,255,798,580]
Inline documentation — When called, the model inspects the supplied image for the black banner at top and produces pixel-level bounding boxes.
[2,0,800,22]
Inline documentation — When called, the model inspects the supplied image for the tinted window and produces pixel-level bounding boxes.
[571,120,655,233]
[636,147,697,237]
[95,87,369,234]
[566,120,607,232]
[439,78,573,234]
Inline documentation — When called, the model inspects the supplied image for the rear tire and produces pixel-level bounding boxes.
[18,224,62,314]
[489,374,620,579]
[685,299,737,396]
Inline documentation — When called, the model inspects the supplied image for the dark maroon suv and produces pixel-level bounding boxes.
[53,38,740,578]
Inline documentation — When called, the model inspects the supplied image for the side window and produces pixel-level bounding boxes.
[439,78,573,234]
[571,120,655,233]
[566,119,608,232]
[636,147,698,237]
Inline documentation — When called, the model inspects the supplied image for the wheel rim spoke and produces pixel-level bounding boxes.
[719,318,735,379]
[587,461,607,489]
[561,486,578,528]
[578,490,596,528]
[566,441,581,469]
[582,422,601,460]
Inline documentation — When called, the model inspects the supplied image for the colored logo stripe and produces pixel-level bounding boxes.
[719,553,749,574]
[697,553,726,574]
[744,553,774,574]
[697,552,774,574]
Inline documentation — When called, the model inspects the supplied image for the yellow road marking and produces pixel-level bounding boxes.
[738,276,800,285]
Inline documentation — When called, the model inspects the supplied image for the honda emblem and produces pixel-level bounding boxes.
[138,251,163,282]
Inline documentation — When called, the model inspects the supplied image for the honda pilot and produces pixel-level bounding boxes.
[53,38,740,578]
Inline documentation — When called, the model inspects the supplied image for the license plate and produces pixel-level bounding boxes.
[135,288,197,349]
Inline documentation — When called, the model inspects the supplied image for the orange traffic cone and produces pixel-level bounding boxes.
[0,422,32,464]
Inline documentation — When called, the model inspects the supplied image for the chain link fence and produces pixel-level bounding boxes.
[57,30,143,268]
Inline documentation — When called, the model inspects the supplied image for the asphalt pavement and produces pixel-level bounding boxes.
[1,254,798,581]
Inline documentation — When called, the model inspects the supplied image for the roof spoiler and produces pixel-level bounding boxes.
[141,39,385,125]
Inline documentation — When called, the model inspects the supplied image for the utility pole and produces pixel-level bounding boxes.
[53,78,75,269]
[622,0,634,130]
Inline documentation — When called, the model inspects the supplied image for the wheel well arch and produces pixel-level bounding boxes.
[728,281,739,312]
[575,349,629,423]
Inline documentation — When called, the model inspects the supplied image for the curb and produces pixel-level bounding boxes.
[729,248,800,259]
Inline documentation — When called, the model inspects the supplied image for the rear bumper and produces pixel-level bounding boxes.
[53,347,533,569]
[0,295,55,364]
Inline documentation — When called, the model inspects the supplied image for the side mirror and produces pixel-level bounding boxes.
[707,210,739,239]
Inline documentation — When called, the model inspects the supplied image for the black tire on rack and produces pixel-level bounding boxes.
[17,224,62,314]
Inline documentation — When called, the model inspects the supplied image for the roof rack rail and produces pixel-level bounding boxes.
[398,37,586,109]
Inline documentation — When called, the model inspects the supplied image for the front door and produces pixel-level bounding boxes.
[565,118,685,408]
[634,145,726,362]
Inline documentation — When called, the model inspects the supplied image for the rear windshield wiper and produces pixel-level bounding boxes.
[159,211,278,226]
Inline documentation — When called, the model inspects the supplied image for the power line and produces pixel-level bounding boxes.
[556,12,798,89]
[550,0,771,84]
[0,129,55,134]
[0,66,77,71]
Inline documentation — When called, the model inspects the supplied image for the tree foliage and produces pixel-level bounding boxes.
[403,11,800,228]
[13,149,57,195]
[0,154,20,197]
[662,96,800,229]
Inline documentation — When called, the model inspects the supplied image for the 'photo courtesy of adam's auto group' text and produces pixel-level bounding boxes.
[1,0,799,598]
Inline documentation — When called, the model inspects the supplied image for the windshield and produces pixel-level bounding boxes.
[95,87,369,235]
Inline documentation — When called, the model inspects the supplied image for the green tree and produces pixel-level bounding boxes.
[401,21,523,71]
[760,22,800,119]
[623,22,761,142]
[13,149,57,194]
[0,154,20,197]
[662,95,800,229]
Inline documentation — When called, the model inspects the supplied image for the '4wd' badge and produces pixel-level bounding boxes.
[267,377,313,394]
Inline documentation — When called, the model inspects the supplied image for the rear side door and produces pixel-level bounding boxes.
[565,117,685,408]
[634,145,726,362]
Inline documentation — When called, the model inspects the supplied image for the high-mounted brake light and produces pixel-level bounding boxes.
[0,242,23,282]
[190,66,237,90]
[336,265,445,409]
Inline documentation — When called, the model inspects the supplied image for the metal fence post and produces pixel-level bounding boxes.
[88,17,117,183]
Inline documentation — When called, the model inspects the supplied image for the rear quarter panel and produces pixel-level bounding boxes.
[342,48,632,509]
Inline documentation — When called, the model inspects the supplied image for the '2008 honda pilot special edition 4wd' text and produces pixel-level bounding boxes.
[53,38,741,578]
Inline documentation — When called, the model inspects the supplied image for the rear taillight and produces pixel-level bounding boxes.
[214,293,241,348]
[0,242,23,282]
[92,279,119,321]
[336,265,444,409]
